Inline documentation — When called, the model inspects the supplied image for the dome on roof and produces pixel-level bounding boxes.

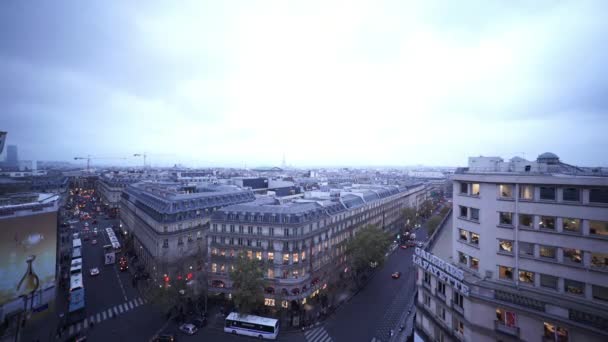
[537,152,560,164]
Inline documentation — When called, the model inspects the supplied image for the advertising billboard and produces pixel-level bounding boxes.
[0,211,57,305]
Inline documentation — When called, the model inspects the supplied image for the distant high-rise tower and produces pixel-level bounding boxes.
[6,145,18,167]
[281,153,286,168]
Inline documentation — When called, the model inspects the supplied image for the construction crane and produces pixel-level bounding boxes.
[133,153,147,168]
[74,155,126,173]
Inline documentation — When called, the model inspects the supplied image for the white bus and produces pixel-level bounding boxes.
[225,312,279,340]
[72,238,82,249]
[72,246,82,259]
[70,273,84,292]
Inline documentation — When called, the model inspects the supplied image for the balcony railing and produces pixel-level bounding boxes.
[494,320,520,337]
[275,274,311,285]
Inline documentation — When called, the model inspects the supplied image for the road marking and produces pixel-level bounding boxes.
[118,304,124,313]
[127,301,134,310]
[102,310,107,320]
[137,297,144,305]
[113,306,119,315]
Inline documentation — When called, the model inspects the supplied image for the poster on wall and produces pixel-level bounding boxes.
[0,211,57,305]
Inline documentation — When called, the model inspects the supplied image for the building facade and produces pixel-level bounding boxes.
[97,174,141,217]
[415,153,608,342]
[120,181,255,279]
[207,184,428,308]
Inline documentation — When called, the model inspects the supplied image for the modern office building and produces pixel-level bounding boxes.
[5,145,18,168]
[120,181,255,279]
[207,184,428,308]
[0,193,59,325]
[415,153,608,342]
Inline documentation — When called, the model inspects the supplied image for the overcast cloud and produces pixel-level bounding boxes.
[1,0,607,167]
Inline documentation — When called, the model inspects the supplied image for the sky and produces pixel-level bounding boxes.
[1,0,608,168]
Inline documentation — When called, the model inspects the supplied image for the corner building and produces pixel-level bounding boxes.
[120,181,255,279]
[207,184,428,308]
[415,153,608,342]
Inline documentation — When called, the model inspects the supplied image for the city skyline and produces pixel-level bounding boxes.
[2,1,608,167]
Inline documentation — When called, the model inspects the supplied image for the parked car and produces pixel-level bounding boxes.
[179,323,198,335]
[191,317,207,328]
[119,258,128,272]
[90,268,100,276]
[152,334,176,342]
[391,272,401,279]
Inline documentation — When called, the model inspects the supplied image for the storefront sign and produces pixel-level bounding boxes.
[413,247,470,296]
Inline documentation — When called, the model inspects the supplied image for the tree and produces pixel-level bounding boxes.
[229,252,265,314]
[419,200,434,219]
[148,283,181,315]
[346,225,392,285]
[401,207,418,230]
[426,215,443,235]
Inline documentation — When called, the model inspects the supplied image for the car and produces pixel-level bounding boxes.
[152,334,176,342]
[406,241,416,247]
[91,239,97,245]
[92,220,97,224]
[90,268,100,276]
[119,257,128,271]
[417,242,424,248]
[191,317,207,328]
[179,323,197,335]
[400,245,408,249]
[391,272,401,279]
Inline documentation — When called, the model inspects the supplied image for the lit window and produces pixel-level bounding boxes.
[255,251,262,260]
[470,233,479,245]
[499,266,513,280]
[264,298,275,306]
[498,240,513,253]
[562,218,581,233]
[293,253,299,264]
[563,249,581,264]
[458,229,469,241]
[496,308,517,328]
[499,184,513,198]
[470,257,479,270]
[590,221,608,237]
[211,263,217,273]
[283,253,289,265]
[543,322,568,342]
[458,251,468,265]
[540,245,556,259]
[519,185,534,200]
[591,252,608,268]
[518,270,534,284]
[267,252,274,261]
[267,268,274,278]
[281,301,289,309]
[471,183,480,196]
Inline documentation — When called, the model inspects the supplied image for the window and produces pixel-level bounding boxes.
[519,214,533,227]
[518,270,534,284]
[470,208,479,221]
[454,318,464,335]
[499,184,513,198]
[470,257,479,270]
[592,285,608,302]
[470,233,479,245]
[591,252,608,268]
[590,188,608,204]
[519,185,534,200]
[424,271,431,285]
[540,245,556,259]
[437,305,446,321]
[499,266,513,280]
[540,274,558,290]
[540,186,556,200]
[459,206,468,218]
[562,218,580,233]
[458,229,469,241]
[239,226,244,234]
[211,263,217,273]
[496,308,517,328]
[256,240,262,247]
[247,250,253,259]
[221,224,226,233]
[539,216,555,230]
[498,240,513,253]
[562,187,580,202]
[248,226,253,234]
[460,182,468,194]
[269,228,274,236]
[563,249,582,264]
[499,212,513,225]
[423,293,431,306]
[453,291,464,309]
[267,268,274,278]
[255,251,262,260]
[162,239,169,248]
[283,253,289,265]
[267,252,274,261]
[471,183,480,196]
[564,279,585,296]
[301,251,306,261]
[543,322,568,342]
[520,242,534,256]
[257,227,262,235]
[458,251,468,265]
[292,253,299,264]
[437,281,446,296]
[590,220,608,237]
[264,298,275,306]
[284,228,290,237]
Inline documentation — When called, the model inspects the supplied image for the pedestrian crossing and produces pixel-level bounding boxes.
[67,297,146,335]
[304,325,333,342]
